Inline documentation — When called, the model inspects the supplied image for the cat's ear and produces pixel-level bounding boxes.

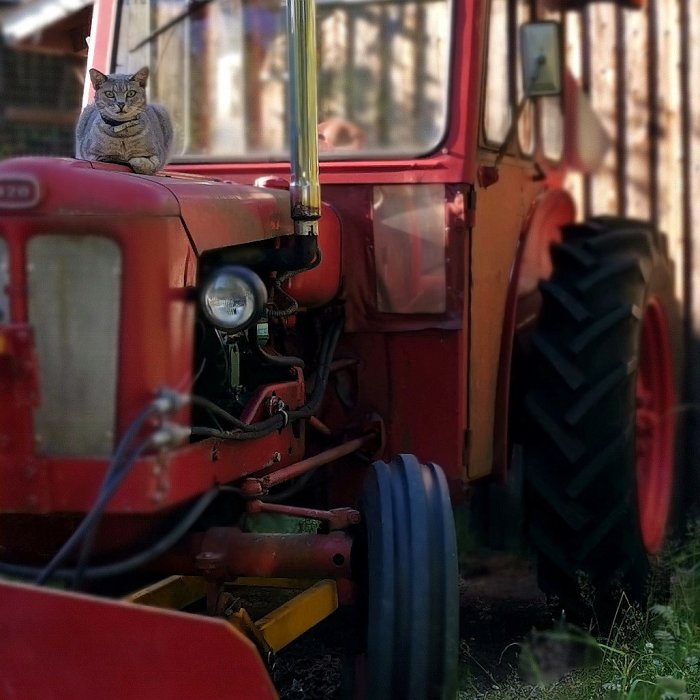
[130,67,149,88]
[89,68,108,90]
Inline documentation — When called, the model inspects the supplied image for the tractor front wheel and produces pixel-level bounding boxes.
[354,454,459,699]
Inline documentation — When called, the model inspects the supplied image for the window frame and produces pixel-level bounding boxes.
[480,0,566,166]
[110,0,458,164]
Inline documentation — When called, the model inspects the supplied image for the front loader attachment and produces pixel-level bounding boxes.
[0,578,278,699]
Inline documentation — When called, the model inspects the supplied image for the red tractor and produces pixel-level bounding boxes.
[0,0,686,696]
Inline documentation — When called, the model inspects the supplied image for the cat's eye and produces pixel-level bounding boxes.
[104,90,115,98]
[126,90,136,97]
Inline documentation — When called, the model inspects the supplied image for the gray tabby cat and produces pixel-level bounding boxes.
[75,67,173,175]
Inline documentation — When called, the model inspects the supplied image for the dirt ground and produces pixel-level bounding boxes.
[274,550,560,699]
[459,551,554,695]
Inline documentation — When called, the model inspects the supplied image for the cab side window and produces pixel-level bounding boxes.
[483,0,534,156]
[536,0,564,162]
[483,0,510,145]
[483,0,563,163]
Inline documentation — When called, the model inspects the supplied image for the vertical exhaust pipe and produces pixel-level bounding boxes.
[286,0,321,237]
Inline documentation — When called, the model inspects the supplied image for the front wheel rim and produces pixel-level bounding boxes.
[635,297,675,554]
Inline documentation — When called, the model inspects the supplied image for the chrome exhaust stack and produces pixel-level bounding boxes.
[286,0,321,237]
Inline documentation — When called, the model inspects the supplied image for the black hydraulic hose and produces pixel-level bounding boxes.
[70,445,144,589]
[216,235,319,274]
[297,318,342,415]
[267,286,299,318]
[267,249,322,319]
[35,436,154,585]
[249,330,305,369]
[0,489,219,582]
[6,320,342,583]
[71,488,218,580]
[190,425,281,441]
[71,404,161,588]
[111,404,159,469]
[189,317,343,441]
[190,395,254,431]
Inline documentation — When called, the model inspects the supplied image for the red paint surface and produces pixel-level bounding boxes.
[194,528,353,579]
[636,297,676,554]
[0,0,514,546]
[492,189,576,477]
[285,205,342,308]
[0,380,305,516]
[0,579,278,700]
[0,158,313,521]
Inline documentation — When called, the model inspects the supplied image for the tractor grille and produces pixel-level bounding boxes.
[27,235,121,457]
[0,238,8,323]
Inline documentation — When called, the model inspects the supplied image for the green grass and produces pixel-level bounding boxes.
[459,525,700,700]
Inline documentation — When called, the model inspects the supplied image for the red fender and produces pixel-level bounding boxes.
[492,189,576,478]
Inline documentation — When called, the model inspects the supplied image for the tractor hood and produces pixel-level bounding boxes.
[0,158,295,254]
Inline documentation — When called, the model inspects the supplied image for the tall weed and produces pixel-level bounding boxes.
[459,524,700,699]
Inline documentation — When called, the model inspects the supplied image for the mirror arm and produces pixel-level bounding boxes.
[477,96,530,189]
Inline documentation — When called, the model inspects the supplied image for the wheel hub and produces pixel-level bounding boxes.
[635,297,675,554]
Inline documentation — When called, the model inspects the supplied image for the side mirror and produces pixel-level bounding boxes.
[520,22,563,97]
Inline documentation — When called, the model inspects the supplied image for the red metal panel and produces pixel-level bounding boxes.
[0,212,200,513]
[285,205,342,308]
[385,330,467,499]
[154,175,295,254]
[0,325,43,511]
[0,380,305,516]
[0,158,180,217]
[0,579,278,700]
[0,157,311,518]
[323,183,467,334]
[492,189,576,477]
[115,215,196,443]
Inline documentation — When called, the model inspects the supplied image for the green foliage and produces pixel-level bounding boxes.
[244,512,321,534]
[458,525,700,699]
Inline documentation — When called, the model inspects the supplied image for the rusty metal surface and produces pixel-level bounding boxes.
[246,500,361,530]
[252,432,377,492]
[193,528,353,580]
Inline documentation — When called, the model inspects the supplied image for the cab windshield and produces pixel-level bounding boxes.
[114,0,452,161]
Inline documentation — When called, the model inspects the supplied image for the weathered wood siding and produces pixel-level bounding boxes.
[564,0,700,481]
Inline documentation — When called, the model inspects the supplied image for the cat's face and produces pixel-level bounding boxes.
[90,67,149,121]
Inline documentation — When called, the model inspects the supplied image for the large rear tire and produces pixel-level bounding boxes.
[355,454,459,699]
[523,217,680,626]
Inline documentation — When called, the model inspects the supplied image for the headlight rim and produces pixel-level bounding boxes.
[200,265,268,333]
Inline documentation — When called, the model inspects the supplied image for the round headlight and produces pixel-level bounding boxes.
[200,266,267,332]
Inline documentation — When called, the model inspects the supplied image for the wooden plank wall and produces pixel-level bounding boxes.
[685,1,700,487]
[564,0,700,489]
[0,46,83,156]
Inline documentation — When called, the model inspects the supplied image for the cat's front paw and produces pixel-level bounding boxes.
[129,156,160,175]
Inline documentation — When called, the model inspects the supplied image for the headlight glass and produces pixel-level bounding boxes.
[200,266,267,332]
